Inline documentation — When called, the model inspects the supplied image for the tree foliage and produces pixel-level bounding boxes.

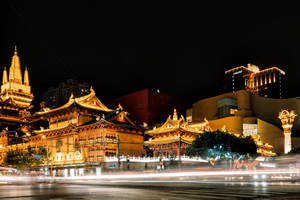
[287,146,300,155]
[186,130,258,158]
[2,146,48,171]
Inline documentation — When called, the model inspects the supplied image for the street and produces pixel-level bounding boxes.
[0,181,300,200]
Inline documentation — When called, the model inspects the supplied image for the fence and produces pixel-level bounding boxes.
[105,155,208,163]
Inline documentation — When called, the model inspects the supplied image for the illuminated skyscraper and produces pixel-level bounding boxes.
[224,63,285,99]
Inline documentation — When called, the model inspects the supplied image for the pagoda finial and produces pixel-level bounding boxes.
[24,66,29,85]
[2,66,7,84]
[14,46,17,55]
[173,108,178,120]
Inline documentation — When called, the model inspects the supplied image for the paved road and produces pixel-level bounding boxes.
[0,181,300,199]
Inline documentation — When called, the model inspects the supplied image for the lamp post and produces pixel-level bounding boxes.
[117,134,120,172]
[42,135,53,176]
[178,135,181,169]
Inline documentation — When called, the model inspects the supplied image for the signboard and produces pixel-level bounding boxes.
[33,155,42,159]
[109,165,115,168]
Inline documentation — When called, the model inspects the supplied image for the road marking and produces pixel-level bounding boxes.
[170,191,257,198]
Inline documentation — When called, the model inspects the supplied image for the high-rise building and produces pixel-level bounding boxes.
[43,79,89,108]
[224,63,285,99]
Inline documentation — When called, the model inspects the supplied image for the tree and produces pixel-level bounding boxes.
[287,146,300,155]
[2,146,48,171]
[186,130,258,159]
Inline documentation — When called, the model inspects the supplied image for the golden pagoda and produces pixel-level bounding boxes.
[0,46,33,110]
[0,46,34,132]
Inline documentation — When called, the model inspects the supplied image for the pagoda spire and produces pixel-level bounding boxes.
[9,45,22,83]
[173,109,178,120]
[2,66,8,84]
[24,66,29,85]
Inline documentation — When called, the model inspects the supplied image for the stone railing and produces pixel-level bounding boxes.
[105,155,208,163]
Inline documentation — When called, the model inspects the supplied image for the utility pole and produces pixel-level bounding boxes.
[117,134,120,172]
[46,141,49,176]
[178,135,181,169]
[50,139,53,176]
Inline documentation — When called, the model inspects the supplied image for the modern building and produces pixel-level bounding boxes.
[192,90,300,155]
[224,63,285,99]
[43,79,90,108]
[104,89,186,126]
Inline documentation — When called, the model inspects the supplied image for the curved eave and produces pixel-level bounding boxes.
[143,136,193,145]
[145,127,180,135]
[33,123,74,134]
[87,119,146,130]
[145,127,202,135]
[35,100,74,115]
[77,103,112,112]
[180,127,203,134]
[0,116,26,123]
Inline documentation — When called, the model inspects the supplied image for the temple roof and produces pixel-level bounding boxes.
[35,87,112,115]
[33,123,75,134]
[145,109,209,135]
[143,135,193,145]
[0,116,26,123]
[77,108,148,130]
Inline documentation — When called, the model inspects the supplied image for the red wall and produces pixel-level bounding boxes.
[104,89,186,126]
[104,89,149,125]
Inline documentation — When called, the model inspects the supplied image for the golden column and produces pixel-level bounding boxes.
[278,109,297,154]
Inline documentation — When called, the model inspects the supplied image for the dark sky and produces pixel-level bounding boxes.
[1,0,300,110]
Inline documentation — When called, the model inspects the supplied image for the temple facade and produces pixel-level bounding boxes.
[2,88,147,174]
[144,109,211,157]
[0,46,148,175]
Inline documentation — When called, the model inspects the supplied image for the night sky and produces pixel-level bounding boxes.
[1,0,300,111]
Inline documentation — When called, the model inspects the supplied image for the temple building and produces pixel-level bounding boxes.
[224,64,285,99]
[144,109,211,157]
[0,46,34,132]
[1,87,147,175]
